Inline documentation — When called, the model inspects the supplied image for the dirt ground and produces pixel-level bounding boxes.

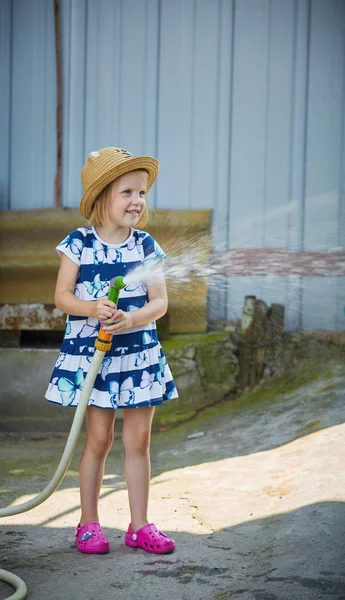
[1,363,345,600]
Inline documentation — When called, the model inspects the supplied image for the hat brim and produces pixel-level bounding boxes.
[80,156,159,220]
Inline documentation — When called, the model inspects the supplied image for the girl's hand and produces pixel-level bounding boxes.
[91,298,117,322]
[102,309,134,333]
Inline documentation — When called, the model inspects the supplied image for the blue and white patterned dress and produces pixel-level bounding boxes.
[45,226,178,410]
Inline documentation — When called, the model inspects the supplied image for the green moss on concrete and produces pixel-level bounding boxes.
[295,420,323,435]
[234,361,341,411]
[152,332,345,431]
[154,332,238,430]
[197,339,238,391]
[264,333,345,380]
[1,459,79,480]
[313,383,335,394]
[156,409,198,429]
[156,313,170,341]
[154,355,344,447]
[162,332,229,354]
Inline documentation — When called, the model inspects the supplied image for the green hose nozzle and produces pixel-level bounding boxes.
[108,276,126,304]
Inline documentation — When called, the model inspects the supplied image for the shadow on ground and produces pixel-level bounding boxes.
[1,501,345,600]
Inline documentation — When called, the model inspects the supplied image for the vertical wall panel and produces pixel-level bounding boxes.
[286,0,310,329]
[144,0,160,157]
[156,0,195,209]
[207,275,229,323]
[157,0,233,212]
[208,0,234,324]
[336,278,345,331]
[288,0,310,252]
[11,0,39,208]
[300,0,345,330]
[10,0,56,209]
[84,0,122,152]
[0,0,11,209]
[302,277,338,330]
[84,0,159,153]
[189,0,220,210]
[229,0,270,248]
[64,0,159,208]
[338,3,345,250]
[119,0,159,156]
[143,0,160,208]
[43,1,57,207]
[263,0,295,248]
[304,0,345,250]
[212,0,234,252]
[61,0,87,207]
[285,276,303,331]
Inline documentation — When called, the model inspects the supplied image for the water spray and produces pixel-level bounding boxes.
[0,276,127,600]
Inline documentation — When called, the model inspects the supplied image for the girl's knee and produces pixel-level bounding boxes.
[122,428,151,455]
[85,429,114,458]
[84,407,115,458]
[122,406,155,455]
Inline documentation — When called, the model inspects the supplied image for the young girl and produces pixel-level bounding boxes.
[46,147,178,555]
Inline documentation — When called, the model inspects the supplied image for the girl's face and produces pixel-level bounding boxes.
[108,170,148,229]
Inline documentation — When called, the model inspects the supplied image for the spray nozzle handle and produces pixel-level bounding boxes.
[94,276,126,350]
[107,276,126,305]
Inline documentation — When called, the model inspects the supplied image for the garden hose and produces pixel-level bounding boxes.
[0,276,126,599]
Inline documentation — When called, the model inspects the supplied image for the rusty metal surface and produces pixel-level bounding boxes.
[0,304,66,330]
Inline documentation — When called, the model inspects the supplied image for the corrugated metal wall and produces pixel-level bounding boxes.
[1,0,344,330]
[60,0,160,208]
[0,0,57,210]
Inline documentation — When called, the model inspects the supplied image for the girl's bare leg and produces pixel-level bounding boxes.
[122,406,155,531]
[79,406,116,526]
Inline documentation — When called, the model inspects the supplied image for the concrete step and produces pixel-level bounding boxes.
[0,208,212,333]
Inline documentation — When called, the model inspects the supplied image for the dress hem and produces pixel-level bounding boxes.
[46,394,178,410]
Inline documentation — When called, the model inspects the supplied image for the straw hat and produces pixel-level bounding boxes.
[80,147,159,219]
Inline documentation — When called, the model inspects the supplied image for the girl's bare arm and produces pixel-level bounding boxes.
[55,254,116,321]
[132,274,168,326]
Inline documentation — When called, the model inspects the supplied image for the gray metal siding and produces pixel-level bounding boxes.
[0,0,11,210]
[158,0,223,210]
[304,0,345,251]
[225,0,345,330]
[60,0,160,207]
[1,0,345,330]
[0,0,56,210]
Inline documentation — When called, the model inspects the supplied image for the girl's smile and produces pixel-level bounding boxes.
[96,170,149,244]
[111,171,148,224]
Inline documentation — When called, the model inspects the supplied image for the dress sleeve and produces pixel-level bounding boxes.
[142,234,167,262]
[56,229,85,266]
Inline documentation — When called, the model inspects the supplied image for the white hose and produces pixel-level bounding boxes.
[0,348,105,598]
[0,569,27,600]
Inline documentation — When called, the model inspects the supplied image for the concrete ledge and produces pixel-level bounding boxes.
[0,333,237,433]
[1,330,344,434]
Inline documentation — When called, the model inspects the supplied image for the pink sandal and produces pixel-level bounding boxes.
[125,523,176,554]
[76,522,109,554]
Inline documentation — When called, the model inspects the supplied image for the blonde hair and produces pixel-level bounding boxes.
[88,169,149,228]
